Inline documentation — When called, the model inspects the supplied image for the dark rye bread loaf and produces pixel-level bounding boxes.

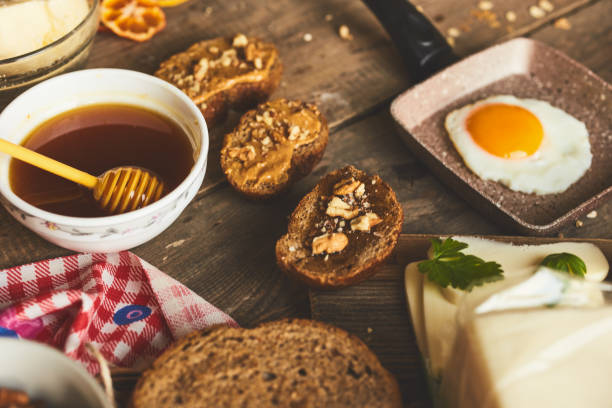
[221,99,328,199]
[276,166,403,288]
[155,33,282,126]
[130,319,401,408]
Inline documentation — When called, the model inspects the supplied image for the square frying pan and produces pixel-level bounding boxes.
[364,0,612,235]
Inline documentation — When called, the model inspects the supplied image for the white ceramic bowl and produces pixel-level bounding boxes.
[0,69,208,252]
[0,338,112,408]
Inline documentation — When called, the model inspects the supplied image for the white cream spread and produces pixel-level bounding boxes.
[0,0,89,60]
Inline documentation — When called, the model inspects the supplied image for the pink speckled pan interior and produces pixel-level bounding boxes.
[391,38,612,235]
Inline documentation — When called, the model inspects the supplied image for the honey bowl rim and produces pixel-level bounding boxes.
[0,68,209,228]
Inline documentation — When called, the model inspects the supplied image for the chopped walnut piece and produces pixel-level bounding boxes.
[354,183,365,198]
[245,43,257,61]
[232,33,248,47]
[333,178,360,195]
[194,58,209,81]
[338,24,353,40]
[229,145,255,162]
[350,213,382,232]
[326,197,359,219]
[554,17,571,30]
[312,232,348,255]
[288,125,300,141]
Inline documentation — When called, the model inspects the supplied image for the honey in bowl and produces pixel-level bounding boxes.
[9,104,195,217]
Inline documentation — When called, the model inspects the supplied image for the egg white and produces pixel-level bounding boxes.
[445,95,592,195]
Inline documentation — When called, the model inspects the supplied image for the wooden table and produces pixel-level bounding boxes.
[1,0,610,406]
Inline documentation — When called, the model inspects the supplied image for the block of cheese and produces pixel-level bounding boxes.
[441,306,612,408]
[404,236,610,407]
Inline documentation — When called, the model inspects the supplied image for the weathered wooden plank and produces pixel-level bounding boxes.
[529,0,612,80]
[415,0,597,55]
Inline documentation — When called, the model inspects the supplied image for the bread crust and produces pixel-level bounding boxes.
[276,166,403,288]
[221,99,328,199]
[130,319,402,408]
[155,35,282,127]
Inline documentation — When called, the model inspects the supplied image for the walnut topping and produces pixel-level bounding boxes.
[262,110,274,126]
[354,183,365,198]
[333,178,360,195]
[350,212,382,232]
[288,125,300,141]
[232,33,248,48]
[245,43,257,61]
[326,197,359,219]
[194,58,209,81]
[228,145,256,162]
[312,233,348,255]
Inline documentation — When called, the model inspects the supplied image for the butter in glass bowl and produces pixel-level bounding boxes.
[0,0,100,103]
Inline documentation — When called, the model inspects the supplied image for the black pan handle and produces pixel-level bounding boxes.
[362,0,458,82]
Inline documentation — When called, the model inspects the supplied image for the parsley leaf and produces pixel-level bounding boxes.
[418,238,504,291]
[540,253,586,277]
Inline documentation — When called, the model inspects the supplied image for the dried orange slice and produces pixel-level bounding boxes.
[151,0,191,7]
[101,0,166,42]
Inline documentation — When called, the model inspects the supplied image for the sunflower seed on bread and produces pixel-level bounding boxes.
[276,166,403,288]
[130,319,402,408]
[155,34,282,126]
[221,99,328,199]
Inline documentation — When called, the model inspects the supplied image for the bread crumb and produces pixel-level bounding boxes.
[447,27,461,38]
[339,25,353,41]
[529,5,545,18]
[325,13,333,21]
[303,33,313,42]
[575,220,583,228]
[446,36,455,47]
[324,254,330,261]
[367,327,373,334]
[586,210,598,219]
[478,1,493,11]
[204,6,213,15]
[415,4,424,12]
[371,179,377,185]
[505,11,516,22]
[165,239,186,249]
[554,17,571,30]
[538,0,554,12]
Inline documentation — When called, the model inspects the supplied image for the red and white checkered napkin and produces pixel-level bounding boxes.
[0,252,237,374]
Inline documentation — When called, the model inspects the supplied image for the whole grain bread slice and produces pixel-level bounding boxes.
[155,33,281,126]
[221,99,328,199]
[276,166,403,288]
[130,319,402,408]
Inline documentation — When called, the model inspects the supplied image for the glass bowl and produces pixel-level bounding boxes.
[0,0,100,105]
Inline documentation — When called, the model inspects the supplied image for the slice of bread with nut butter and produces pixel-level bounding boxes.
[220,99,328,199]
[155,33,282,126]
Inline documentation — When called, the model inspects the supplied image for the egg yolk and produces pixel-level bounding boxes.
[466,103,544,159]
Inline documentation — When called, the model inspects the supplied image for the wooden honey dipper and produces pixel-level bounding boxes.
[0,138,164,214]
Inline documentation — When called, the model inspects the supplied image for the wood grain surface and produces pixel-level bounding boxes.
[0,0,610,406]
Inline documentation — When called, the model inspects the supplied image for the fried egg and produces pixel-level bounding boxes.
[445,95,592,195]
